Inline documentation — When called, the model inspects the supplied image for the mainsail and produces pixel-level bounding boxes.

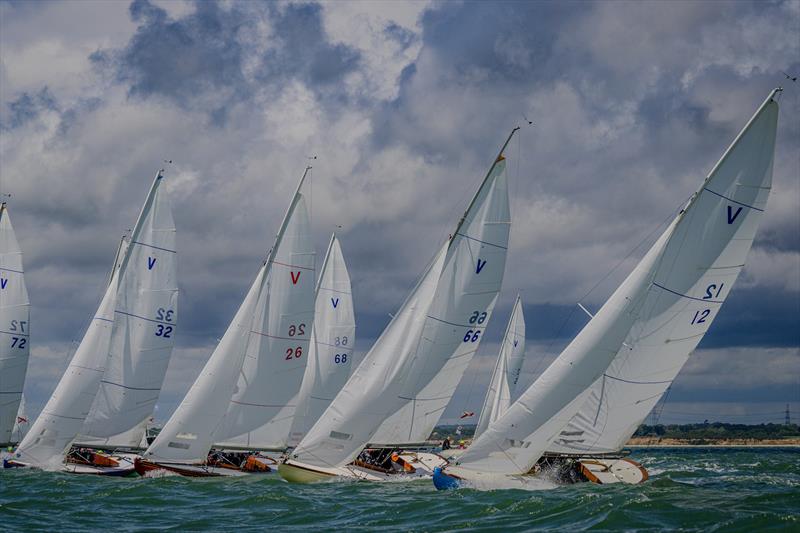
[0,204,30,445]
[14,170,170,467]
[547,89,780,455]
[449,89,780,477]
[79,172,177,447]
[287,234,356,448]
[474,294,526,439]
[144,167,314,463]
[291,130,514,469]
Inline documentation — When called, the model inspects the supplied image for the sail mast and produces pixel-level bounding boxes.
[451,128,518,243]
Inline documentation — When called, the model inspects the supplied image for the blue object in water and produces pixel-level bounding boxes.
[432,466,461,490]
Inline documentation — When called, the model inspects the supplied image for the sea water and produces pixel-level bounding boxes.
[1,448,797,531]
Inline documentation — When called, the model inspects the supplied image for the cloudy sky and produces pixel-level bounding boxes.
[2,0,798,427]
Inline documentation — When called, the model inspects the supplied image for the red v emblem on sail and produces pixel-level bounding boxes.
[291,271,301,285]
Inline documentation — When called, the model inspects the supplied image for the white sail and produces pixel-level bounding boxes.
[450,89,780,477]
[287,234,356,448]
[14,266,119,467]
[0,204,30,445]
[142,264,266,463]
[11,394,29,444]
[547,89,780,455]
[79,172,177,447]
[216,176,315,450]
[291,133,514,469]
[474,294,526,439]
[145,168,314,462]
[13,171,167,467]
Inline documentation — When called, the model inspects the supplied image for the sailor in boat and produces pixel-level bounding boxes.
[390,452,416,474]
[441,438,451,451]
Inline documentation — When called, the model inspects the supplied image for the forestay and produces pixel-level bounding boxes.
[547,89,780,455]
[451,89,780,477]
[0,204,30,445]
[79,172,177,447]
[292,132,514,468]
[474,294,526,439]
[287,235,356,448]
[13,171,168,466]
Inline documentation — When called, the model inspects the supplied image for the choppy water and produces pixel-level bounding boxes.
[1,448,798,532]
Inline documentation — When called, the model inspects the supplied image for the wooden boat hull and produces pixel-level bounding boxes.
[3,456,136,476]
[577,458,648,484]
[134,457,273,478]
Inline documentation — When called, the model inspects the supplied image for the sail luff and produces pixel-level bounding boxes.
[450,128,518,244]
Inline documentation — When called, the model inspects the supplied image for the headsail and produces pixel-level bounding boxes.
[79,172,177,447]
[291,131,514,468]
[145,167,314,462]
[474,294,526,439]
[287,234,356,448]
[0,204,30,445]
[450,89,780,477]
[547,89,780,455]
[13,171,170,466]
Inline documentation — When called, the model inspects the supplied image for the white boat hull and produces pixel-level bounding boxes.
[280,451,447,483]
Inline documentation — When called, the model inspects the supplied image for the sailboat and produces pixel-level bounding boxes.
[135,167,315,477]
[0,203,30,449]
[433,88,781,490]
[287,234,356,448]
[5,169,177,475]
[473,294,526,440]
[280,129,515,483]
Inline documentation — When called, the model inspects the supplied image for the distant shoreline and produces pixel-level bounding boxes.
[626,437,800,447]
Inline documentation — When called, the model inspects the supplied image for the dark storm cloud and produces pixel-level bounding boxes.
[1,87,59,130]
[90,0,360,122]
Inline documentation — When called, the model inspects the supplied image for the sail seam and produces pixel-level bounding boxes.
[602,374,673,385]
[271,260,314,271]
[651,282,723,303]
[0,330,29,337]
[425,315,483,329]
[0,267,24,274]
[249,330,309,341]
[115,310,176,325]
[702,188,764,212]
[454,232,508,250]
[99,380,160,392]
[130,240,177,253]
